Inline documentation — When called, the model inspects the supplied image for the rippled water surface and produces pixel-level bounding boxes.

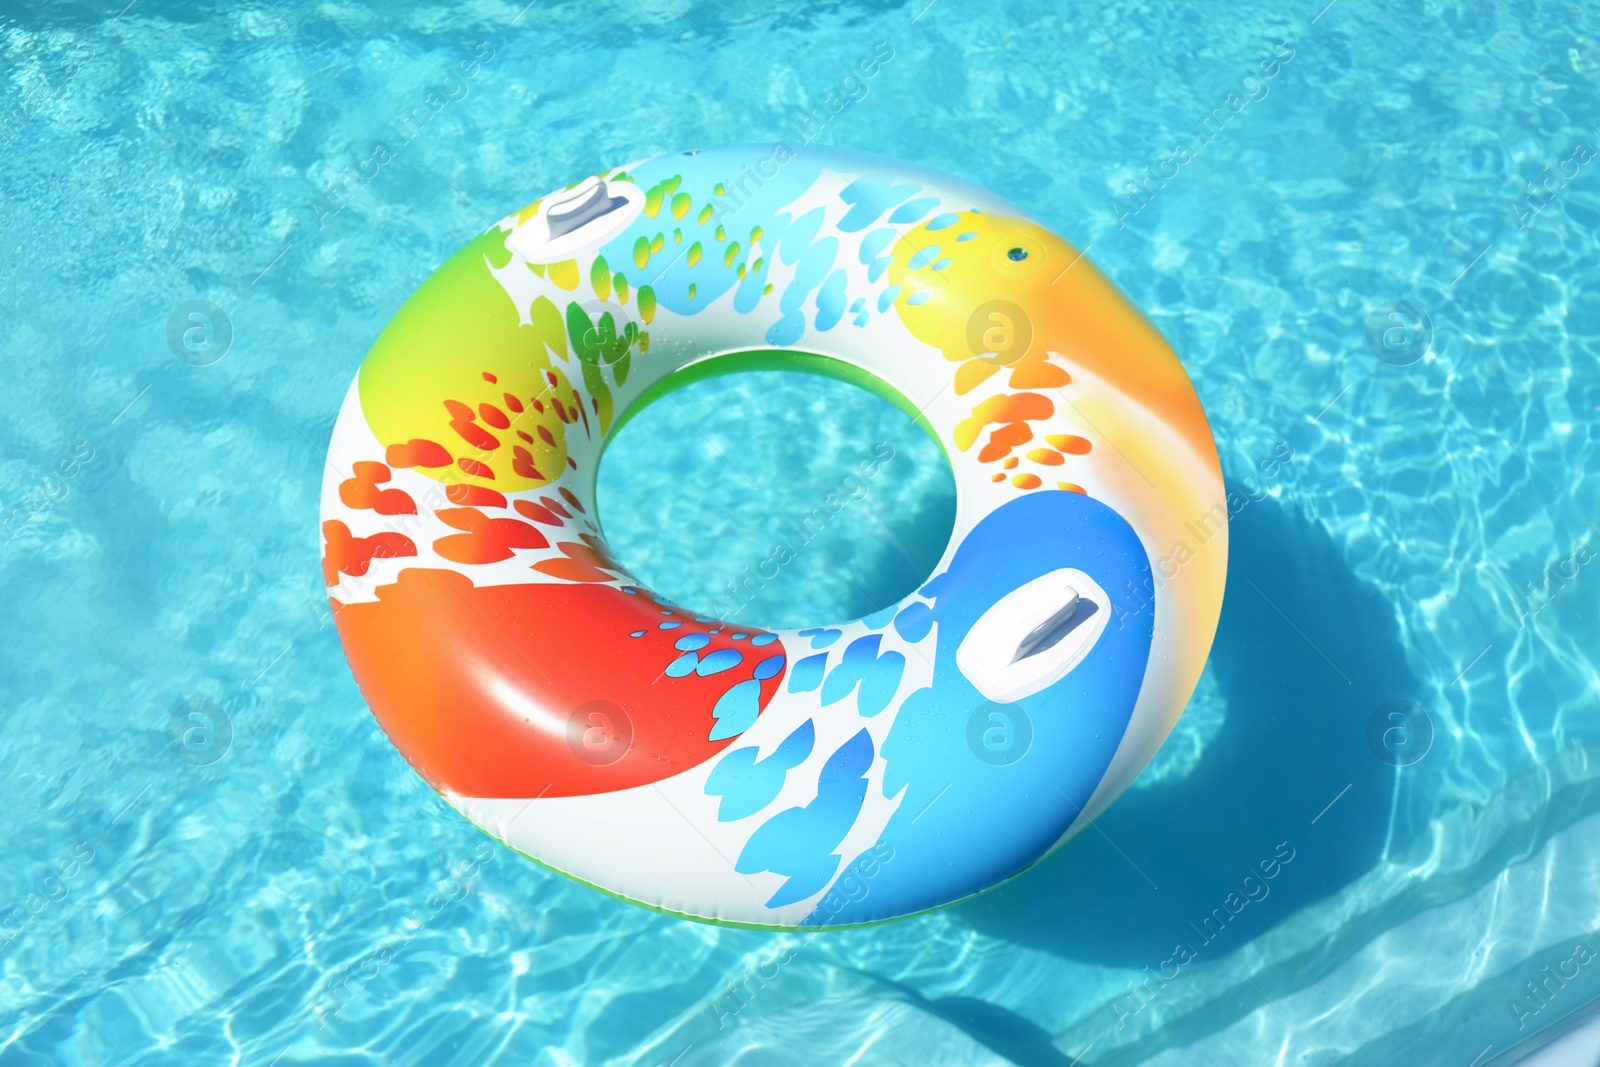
[3,0,1599,1064]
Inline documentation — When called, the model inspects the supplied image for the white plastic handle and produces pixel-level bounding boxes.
[544,178,622,239]
[505,177,644,264]
[955,568,1111,704]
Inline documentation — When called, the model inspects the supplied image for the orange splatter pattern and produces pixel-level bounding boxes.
[386,439,452,469]
[511,446,545,481]
[379,367,590,501]
[433,508,548,564]
[478,402,511,430]
[1046,434,1092,455]
[445,484,508,509]
[945,385,1097,489]
[339,462,416,516]
[532,537,626,583]
[956,394,1051,458]
[513,499,564,525]
[445,399,500,452]
[322,520,416,585]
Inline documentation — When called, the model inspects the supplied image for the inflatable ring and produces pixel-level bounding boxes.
[321,145,1227,927]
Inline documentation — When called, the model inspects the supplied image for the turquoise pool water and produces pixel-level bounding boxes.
[599,371,957,632]
[4,1,1599,1064]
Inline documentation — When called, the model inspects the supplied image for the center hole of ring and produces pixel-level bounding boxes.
[596,354,956,631]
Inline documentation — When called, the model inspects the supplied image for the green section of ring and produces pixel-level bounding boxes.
[593,348,956,556]
[608,348,950,459]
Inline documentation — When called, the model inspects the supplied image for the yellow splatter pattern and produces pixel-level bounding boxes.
[358,231,585,496]
[889,209,1218,497]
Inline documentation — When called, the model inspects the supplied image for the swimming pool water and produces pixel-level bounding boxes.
[598,371,957,632]
[3,0,1599,1064]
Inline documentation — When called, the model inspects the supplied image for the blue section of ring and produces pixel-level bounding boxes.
[808,489,1155,925]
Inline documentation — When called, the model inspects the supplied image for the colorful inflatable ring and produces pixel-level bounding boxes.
[321,145,1227,928]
